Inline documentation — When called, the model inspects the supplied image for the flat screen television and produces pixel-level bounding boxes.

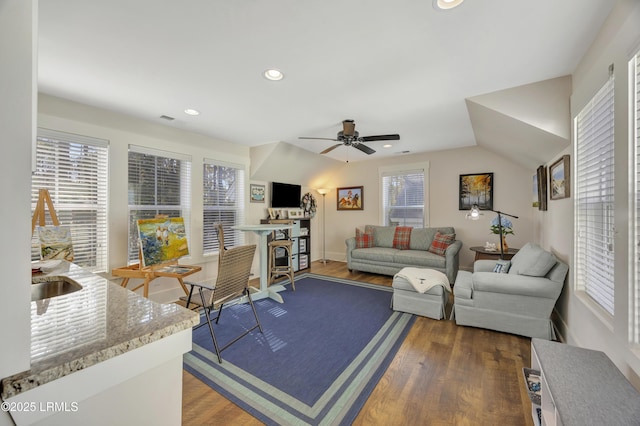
[271,182,301,208]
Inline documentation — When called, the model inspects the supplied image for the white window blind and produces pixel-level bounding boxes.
[632,50,640,343]
[575,74,615,316]
[127,145,191,263]
[31,129,109,272]
[381,168,426,227]
[202,159,245,254]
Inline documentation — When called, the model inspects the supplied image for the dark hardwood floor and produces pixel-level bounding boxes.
[182,260,534,425]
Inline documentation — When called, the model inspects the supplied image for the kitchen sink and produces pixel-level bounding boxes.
[31,276,82,301]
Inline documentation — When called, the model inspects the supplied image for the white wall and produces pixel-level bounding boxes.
[304,146,534,271]
[0,0,35,383]
[540,0,640,388]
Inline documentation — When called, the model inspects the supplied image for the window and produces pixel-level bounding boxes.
[632,50,640,343]
[127,146,191,263]
[31,129,109,272]
[202,159,245,254]
[380,164,428,227]
[574,74,615,316]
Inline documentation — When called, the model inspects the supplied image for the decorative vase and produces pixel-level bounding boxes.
[501,235,509,252]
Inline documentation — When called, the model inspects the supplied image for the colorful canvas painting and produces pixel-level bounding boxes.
[38,226,74,261]
[137,217,190,267]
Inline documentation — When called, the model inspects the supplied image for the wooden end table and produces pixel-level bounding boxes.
[469,246,519,261]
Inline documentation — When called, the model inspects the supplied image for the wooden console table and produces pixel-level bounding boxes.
[469,246,519,261]
[112,263,201,298]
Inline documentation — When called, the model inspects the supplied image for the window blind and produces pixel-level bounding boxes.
[31,129,109,272]
[632,50,640,342]
[575,75,615,315]
[381,168,426,227]
[202,159,245,254]
[127,145,191,263]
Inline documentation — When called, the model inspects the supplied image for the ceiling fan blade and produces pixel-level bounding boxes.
[360,134,400,142]
[321,144,342,154]
[342,119,356,137]
[299,137,339,141]
[353,142,376,155]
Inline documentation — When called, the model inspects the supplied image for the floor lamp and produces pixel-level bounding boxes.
[466,203,518,259]
[316,188,330,264]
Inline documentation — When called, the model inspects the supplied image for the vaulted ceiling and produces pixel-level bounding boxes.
[37,0,614,165]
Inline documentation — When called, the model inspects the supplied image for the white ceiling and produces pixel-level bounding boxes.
[37,0,615,163]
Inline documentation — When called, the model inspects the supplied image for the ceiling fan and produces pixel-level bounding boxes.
[298,119,400,155]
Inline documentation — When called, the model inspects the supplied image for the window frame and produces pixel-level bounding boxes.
[31,128,109,273]
[127,145,192,264]
[202,159,246,255]
[379,162,430,228]
[574,74,616,318]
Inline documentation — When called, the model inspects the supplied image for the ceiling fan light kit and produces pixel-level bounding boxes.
[433,0,465,10]
[299,119,400,157]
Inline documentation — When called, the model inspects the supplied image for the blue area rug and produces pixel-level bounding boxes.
[183,273,415,426]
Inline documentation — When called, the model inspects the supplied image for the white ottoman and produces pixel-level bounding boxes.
[391,268,450,320]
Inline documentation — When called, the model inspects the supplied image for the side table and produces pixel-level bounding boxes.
[469,246,519,261]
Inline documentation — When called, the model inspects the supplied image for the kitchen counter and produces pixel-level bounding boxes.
[1,261,199,400]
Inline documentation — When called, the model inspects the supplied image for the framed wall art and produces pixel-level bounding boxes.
[337,186,363,210]
[459,173,493,210]
[536,165,548,211]
[250,184,266,203]
[550,155,570,200]
[532,173,539,208]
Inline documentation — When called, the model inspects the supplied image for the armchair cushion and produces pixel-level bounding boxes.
[509,242,557,277]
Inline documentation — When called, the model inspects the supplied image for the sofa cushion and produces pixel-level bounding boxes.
[351,247,396,263]
[355,227,373,248]
[372,226,395,248]
[428,231,455,256]
[509,242,557,277]
[393,226,413,250]
[394,250,446,268]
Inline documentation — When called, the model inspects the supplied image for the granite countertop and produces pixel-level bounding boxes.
[1,261,199,400]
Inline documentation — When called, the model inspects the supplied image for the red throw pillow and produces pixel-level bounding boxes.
[355,227,373,248]
[393,226,413,250]
[428,231,455,256]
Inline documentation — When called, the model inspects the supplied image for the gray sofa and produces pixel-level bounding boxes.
[452,242,569,340]
[345,225,462,284]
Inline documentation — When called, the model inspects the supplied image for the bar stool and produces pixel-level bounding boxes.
[268,237,295,291]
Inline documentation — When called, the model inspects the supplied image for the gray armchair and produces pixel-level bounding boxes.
[451,243,568,340]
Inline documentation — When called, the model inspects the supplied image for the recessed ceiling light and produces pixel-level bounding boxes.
[383,144,392,148]
[264,69,284,81]
[433,0,464,10]
[184,108,200,116]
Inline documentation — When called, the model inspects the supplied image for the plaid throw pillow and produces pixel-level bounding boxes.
[393,226,413,250]
[428,231,455,256]
[355,227,373,248]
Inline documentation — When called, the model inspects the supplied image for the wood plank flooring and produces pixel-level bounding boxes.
[182,260,534,425]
